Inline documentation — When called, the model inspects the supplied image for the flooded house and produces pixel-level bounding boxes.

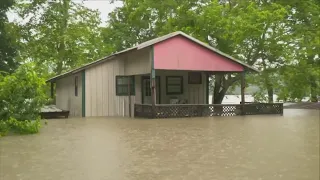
[46,31,282,118]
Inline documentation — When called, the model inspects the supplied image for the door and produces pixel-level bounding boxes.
[142,76,160,104]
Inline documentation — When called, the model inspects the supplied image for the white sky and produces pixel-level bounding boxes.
[80,0,122,22]
[8,0,122,23]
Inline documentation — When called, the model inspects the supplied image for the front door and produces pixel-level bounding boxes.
[142,76,160,104]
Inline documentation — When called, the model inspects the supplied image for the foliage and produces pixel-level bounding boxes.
[14,0,110,75]
[7,117,41,134]
[0,0,19,73]
[104,0,319,103]
[0,120,10,136]
[103,0,294,103]
[270,0,320,102]
[0,118,41,137]
[0,63,48,121]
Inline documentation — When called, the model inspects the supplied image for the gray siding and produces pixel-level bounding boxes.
[85,58,138,117]
[85,48,151,117]
[124,47,151,75]
[55,73,82,117]
[156,70,207,104]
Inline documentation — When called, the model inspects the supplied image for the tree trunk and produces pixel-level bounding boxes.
[56,61,63,75]
[308,55,318,102]
[212,74,230,104]
[267,87,273,103]
[310,79,318,102]
[210,73,240,104]
[56,0,70,75]
[213,88,228,104]
[264,75,273,103]
[211,91,214,104]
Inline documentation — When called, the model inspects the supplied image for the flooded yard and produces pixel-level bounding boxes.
[0,109,319,180]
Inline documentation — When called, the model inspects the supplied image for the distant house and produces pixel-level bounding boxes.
[47,31,260,118]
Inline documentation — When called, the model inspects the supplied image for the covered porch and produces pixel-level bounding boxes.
[133,70,283,118]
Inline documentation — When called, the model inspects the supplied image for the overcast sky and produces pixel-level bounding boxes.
[80,0,122,22]
[8,0,123,23]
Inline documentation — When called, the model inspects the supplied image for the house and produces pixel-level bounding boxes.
[47,31,283,118]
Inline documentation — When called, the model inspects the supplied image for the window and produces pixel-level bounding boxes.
[166,76,183,95]
[75,76,78,96]
[188,72,202,84]
[116,76,135,96]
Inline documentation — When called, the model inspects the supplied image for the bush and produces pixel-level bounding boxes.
[0,120,9,137]
[7,117,41,134]
[0,63,48,121]
[0,63,47,137]
[0,118,41,136]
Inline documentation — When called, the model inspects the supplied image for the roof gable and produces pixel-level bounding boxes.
[137,31,258,72]
[153,35,244,71]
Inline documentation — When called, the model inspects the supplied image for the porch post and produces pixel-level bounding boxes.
[206,73,209,104]
[151,46,156,118]
[151,70,156,117]
[240,71,246,115]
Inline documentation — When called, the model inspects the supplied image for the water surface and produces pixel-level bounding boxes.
[0,109,319,180]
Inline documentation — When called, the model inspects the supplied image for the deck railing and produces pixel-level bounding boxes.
[134,103,283,118]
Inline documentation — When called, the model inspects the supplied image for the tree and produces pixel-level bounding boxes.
[104,0,291,103]
[268,0,320,102]
[102,0,210,52]
[14,0,110,76]
[0,0,19,73]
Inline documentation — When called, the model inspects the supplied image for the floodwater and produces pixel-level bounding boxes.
[0,110,319,180]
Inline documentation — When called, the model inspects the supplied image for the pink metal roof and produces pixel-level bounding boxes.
[153,35,244,72]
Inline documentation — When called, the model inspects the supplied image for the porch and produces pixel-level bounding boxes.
[129,70,283,118]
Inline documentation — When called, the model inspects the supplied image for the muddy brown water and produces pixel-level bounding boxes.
[0,109,319,180]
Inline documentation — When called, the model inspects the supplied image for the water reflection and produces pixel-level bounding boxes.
[0,109,319,180]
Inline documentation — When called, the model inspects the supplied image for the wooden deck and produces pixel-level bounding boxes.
[40,105,69,119]
[134,103,283,118]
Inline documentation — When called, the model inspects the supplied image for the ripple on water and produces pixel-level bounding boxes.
[0,109,319,180]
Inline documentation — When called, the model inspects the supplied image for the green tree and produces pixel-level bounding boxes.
[269,0,320,102]
[0,0,19,73]
[15,0,109,76]
[104,0,291,103]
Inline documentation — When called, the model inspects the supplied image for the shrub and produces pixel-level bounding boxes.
[0,63,48,121]
[7,117,41,134]
[0,120,9,136]
[0,63,47,137]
